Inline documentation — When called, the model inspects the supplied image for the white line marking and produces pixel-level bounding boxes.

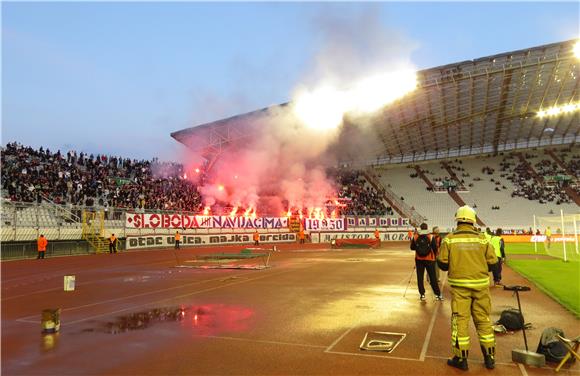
[518,363,529,376]
[324,326,357,352]
[198,335,326,349]
[419,275,447,361]
[325,350,422,362]
[13,270,266,321]
[16,267,310,326]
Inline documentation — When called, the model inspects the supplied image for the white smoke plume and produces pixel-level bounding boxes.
[183,5,418,216]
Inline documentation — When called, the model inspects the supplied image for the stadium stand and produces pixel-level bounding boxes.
[375,165,460,231]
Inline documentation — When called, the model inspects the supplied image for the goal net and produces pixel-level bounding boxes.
[534,212,580,262]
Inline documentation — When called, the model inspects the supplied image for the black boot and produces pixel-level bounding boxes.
[481,345,495,369]
[447,356,468,371]
[483,355,495,369]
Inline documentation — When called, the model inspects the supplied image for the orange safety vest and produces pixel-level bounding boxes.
[412,233,435,261]
[109,235,116,244]
[37,237,47,251]
[175,233,181,241]
[299,230,305,240]
[374,230,380,239]
[253,232,259,241]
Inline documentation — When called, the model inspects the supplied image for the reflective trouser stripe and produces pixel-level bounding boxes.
[451,286,494,359]
[448,278,489,288]
[443,237,489,245]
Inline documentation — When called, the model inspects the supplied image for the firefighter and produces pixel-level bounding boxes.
[253,230,260,246]
[437,205,498,370]
[37,234,48,259]
[109,233,117,253]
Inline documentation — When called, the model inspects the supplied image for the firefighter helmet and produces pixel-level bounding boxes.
[455,205,477,224]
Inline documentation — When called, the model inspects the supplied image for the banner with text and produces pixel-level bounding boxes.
[126,232,297,249]
[303,218,347,231]
[311,231,410,243]
[126,213,289,229]
[346,216,410,228]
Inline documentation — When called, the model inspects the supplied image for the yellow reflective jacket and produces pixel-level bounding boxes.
[437,223,498,289]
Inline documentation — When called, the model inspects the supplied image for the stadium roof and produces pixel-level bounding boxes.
[172,39,580,165]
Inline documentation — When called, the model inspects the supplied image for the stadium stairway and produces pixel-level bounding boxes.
[442,162,486,226]
[544,149,580,206]
[377,164,459,231]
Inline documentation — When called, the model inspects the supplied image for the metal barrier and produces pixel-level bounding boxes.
[1,240,94,260]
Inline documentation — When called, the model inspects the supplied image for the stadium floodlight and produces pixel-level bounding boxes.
[574,40,580,59]
[536,101,580,118]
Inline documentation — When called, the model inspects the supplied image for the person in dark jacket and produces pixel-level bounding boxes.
[411,222,443,301]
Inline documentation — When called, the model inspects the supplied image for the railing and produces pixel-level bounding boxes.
[39,193,81,222]
[1,240,94,260]
[363,170,426,226]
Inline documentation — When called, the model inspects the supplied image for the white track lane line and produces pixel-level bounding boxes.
[419,274,448,361]
[14,271,261,321]
[324,326,357,353]
[325,350,423,362]
[15,266,311,326]
[198,335,327,349]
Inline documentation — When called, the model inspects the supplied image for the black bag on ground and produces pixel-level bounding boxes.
[536,327,570,363]
[498,309,525,330]
[412,235,431,257]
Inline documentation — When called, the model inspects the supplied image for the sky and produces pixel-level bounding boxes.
[2,1,579,161]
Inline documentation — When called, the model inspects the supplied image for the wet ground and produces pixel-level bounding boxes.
[2,243,579,375]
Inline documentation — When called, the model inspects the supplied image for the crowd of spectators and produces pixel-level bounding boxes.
[1,142,203,212]
[498,153,575,205]
[334,169,392,216]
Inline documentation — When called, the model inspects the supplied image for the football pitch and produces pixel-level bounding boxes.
[505,242,580,317]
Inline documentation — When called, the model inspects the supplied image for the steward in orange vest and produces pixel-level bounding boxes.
[175,231,181,249]
[37,235,48,259]
[253,231,260,246]
[109,234,117,253]
[410,223,442,301]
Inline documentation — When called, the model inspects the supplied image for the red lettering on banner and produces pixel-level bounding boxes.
[133,214,142,228]
[162,215,169,228]
[182,215,191,228]
[171,214,181,228]
[150,214,160,228]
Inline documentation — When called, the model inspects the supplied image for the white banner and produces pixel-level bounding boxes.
[310,231,410,243]
[303,218,347,231]
[126,232,297,250]
[126,213,288,229]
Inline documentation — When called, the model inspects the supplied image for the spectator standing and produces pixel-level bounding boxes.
[37,235,48,259]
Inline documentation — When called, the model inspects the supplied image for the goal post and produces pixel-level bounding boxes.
[534,211,580,262]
